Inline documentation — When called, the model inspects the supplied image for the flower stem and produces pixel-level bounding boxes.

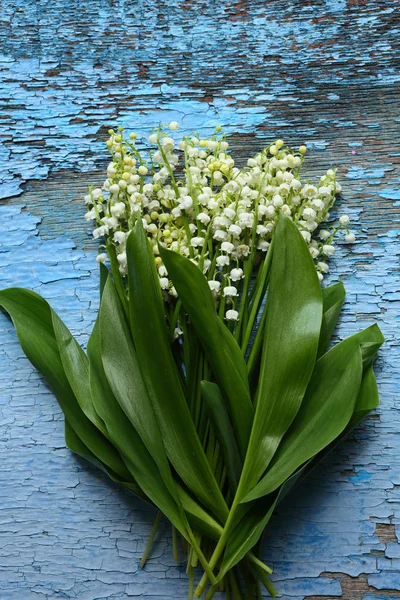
[172,526,179,563]
[140,511,162,568]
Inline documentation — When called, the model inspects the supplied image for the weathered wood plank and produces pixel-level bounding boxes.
[0,1,399,598]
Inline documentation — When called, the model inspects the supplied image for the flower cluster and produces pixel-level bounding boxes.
[84,123,355,320]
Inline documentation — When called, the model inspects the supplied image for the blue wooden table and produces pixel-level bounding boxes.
[0,1,399,598]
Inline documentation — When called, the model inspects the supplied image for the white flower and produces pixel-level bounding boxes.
[173,326,183,339]
[273,194,283,207]
[109,183,120,194]
[318,262,329,273]
[257,240,270,251]
[111,202,126,217]
[318,272,324,282]
[159,277,169,289]
[214,229,228,242]
[302,184,317,198]
[223,208,236,220]
[322,244,335,256]
[345,232,356,242]
[319,229,330,241]
[96,253,107,264]
[216,255,230,267]
[113,231,127,244]
[85,208,96,221]
[225,309,239,321]
[117,251,127,266]
[230,268,244,281]
[303,207,316,221]
[228,224,242,238]
[169,121,179,131]
[309,247,319,259]
[149,134,158,144]
[301,230,311,243]
[238,213,253,228]
[162,137,175,151]
[339,214,350,225]
[223,286,238,297]
[208,280,221,293]
[179,196,193,210]
[221,241,235,254]
[197,212,211,225]
[190,236,205,248]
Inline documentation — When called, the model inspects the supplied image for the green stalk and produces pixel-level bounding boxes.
[172,526,179,563]
[140,511,162,567]
[241,241,273,354]
[246,302,267,377]
[247,552,273,575]
[106,241,129,319]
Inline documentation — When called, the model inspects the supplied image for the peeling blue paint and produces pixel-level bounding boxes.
[1,0,400,598]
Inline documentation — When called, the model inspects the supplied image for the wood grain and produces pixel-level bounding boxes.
[0,1,399,598]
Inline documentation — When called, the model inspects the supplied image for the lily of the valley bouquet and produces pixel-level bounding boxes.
[0,123,383,598]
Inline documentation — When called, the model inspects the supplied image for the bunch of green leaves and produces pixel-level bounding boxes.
[0,212,383,598]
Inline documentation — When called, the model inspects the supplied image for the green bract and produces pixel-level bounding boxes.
[0,211,383,599]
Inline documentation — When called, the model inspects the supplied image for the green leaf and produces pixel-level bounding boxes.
[127,222,228,523]
[88,315,195,533]
[346,364,380,430]
[242,335,363,502]
[99,276,179,500]
[52,311,107,435]
[0,288,131,481]
[64,418,146,500]
[318,282,345,357]
[201,381,242,493]
[159,243,253,459]
[237,212,323,499]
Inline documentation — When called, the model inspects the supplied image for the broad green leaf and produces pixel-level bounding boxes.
[159,243,253,459]
[127,222,228,523]
[219,329,383,576]
[64,418,146,500]
[89,313,209,537]
[237,212,323,499]
[201,381,242,492]
[99,277,180,501]
[242,336,363,502]
[318,282,345,357]
[52,312,107,435]
[0,288,131,481]
[346,364,380,430]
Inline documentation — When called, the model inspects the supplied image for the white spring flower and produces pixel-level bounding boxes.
[339,215,350,225]
[111,202,126,217]
[197,212,211,225]
[216,255,230,267]
[319,230,331,241]
[225,309,239,321]
[214,229,228,242]
[221,241,235,254]
[113,231,127,244]
[191,237,205,248]
[301,230,311,243]
[322,244,335,256]
[230,268,244,281]
[223,286,238,297]
[208,280,221,293]
[96,253,107,264]
[85,208,97,221]
[228,224,242,238]
[159,277,169,290]
[88,124,345,297]
[318,262,329,273]
[345,232,356,242]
